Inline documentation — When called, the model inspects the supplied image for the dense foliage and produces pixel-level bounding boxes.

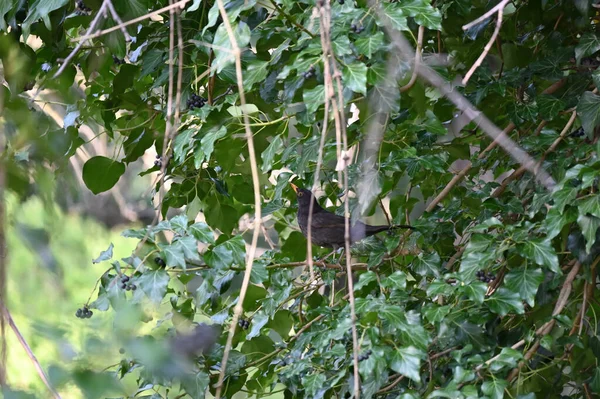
[3,0,600,398]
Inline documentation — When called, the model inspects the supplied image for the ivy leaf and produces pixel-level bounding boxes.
[489,348,524,372]
[412,251,441,277]
[261,135,283,173]
[481,379,508,399]
[390,346,423,382]
[243,61,269,90]
[544,207,577,240]
[212,22,251,73]
[173,236,200,264]
[355,32,385,58]
[189,222,215,244]
[380,3,409,31]
[303,85,325,114]
[82,156,126,194]
[381,271,407,290]
[343,62,368,95]
[486,288,525,316]
[402,0,442,30]
[504,266,544,307]
[247,311,269,339]
[577,91,600,137]
[21,0,69,39]
[194,126,227,167]
[93,243,114,264]
[159,242,187,269]
[552,186,577,213]
[579,195,600,219]
[170,214,189,234]
[537,95,566,121]
[137,270,170,304]
[423,304,451,323]
[577,214,600,253]
[227,104,259,117]
[523,239,559,273]
[575,33,600,64]
[459,282,487,304]
[302,373,327,398]
[354,271,378,291]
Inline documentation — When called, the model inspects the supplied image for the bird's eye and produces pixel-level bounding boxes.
[298,192,303,197]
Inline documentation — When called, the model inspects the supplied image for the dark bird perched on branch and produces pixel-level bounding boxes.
[290,183,414,249]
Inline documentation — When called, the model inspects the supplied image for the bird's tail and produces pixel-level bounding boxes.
[366,224,415,235]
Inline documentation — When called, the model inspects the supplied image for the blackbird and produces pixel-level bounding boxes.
[291,183,413,249]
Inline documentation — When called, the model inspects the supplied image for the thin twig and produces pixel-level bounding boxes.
[318,1,360,395]
[462,4,506,85]
[0,150,5,385]
[0,304,62,399]
[400,25,424,92]
[212,0,262,396]
[492,109,578,198]
[462,0,511,31]
[105,0,132,42]
[54,1,108,78]
[73,0,190,43]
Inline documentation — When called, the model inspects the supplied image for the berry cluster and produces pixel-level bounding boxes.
[350,23,365,34]
[154,155,163,168]
[76,306,93,319]
[155,256,166,267]
[357,349,372,362]
[475,270,496,283]
[75,0,92,14]
[303,66,316,79]
[570,127,585,138]
[238,319,250,329]
[338,0,344,4]
[112,55,125,65]
[187,94,207,110]
[120,274,136,291]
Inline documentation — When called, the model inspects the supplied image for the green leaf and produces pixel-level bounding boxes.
[342,62,368,95]
[489,348,523,372]
[381,271,407,290]
[544,207,577,240]
[302,373,327,398]
[481,379,508,399]
[159,242,187,269]
[92,243,113,264]
[579,195,600,219]
[390,346,424,382]
[354,271,378,291]
[412,251,441,277]
[552,186,577,213]
[268,310,293,339]
[575,33,600,64]
[189,223,215,244]
[577,214,600,253]
[137,270,170,304]
[246,311,269,339]
[227,104,259,117]
[459,281,487,304]
[355,32,386,58]
[577,91,600,137]
[380,3,409,31]
[82,156,126,194]
[523,239,559,273]
[303,85,325,114]
[537,95,566,121]
[243,61,269,90]
[212,22,251,73]
[402,0,442,30]
[261,135,283,173]
[194,126,227,167]
[21,0,69,39]
[504,266,544,306]
[486,288,525,316]
[423,304,451,323]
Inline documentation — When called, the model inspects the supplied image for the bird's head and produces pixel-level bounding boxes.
[290,183,319,209]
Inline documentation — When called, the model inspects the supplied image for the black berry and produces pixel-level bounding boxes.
[130,284,137,291]
[187,93,207,110]
[155,257,166,267]
[76,308,83,318]
[119,348,125,354]
[570,127,585,138]
[238,319,250,329]
[338,0,344,3]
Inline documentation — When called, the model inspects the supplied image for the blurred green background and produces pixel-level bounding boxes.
[5,192,137,398]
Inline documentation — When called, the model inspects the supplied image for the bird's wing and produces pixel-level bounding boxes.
[310,213,367,230]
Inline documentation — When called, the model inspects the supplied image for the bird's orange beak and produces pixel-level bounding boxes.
[290,183,299,193]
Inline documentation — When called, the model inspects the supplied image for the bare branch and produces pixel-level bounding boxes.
[0,304,62,399]
[53,1,108,78]
[462,0,511,31]
[212,0,262,397]
[400,25,424,92]
[105,0,132,42]
[73,0,190,43]
[462,6,505,85]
